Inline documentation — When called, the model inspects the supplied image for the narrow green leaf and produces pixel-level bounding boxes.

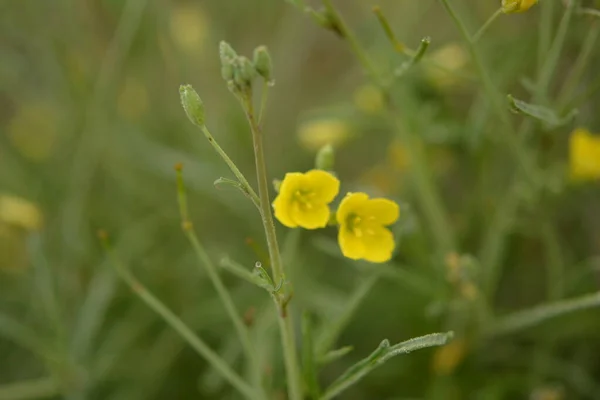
[302,312,320,399]
[321,332,453,400]
[507,94,577,129]
[318,346,354,365]
[219,257,274,291]
[488,291,600,337]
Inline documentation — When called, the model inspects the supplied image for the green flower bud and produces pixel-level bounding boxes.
[219,41,237,82]
[315,143,335,171]
[234,56,256,89]
[253,45,273,82]
[179,84,205,127]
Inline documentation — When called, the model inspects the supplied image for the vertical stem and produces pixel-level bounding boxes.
[243,96,303,400]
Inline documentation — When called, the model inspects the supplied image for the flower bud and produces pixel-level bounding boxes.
[253,45,273,82]
[502,0,537,13]
[179,84,205,127]
[219,41,237,81]
[315,144,335,171]
[234,56,256,89]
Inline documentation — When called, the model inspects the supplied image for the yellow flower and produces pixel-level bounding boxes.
[569,128,600,181]
[353,84,385,114]
[502,0,538,13]
[273,170,340,229]
[297,119,351,151]
[336,193,399,263]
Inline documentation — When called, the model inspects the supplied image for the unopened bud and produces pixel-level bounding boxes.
[179,84,205,127]
[253,46,273,82]
[219,41,237,81]
[315,144,335,171]
[234,56,256,89]
[501,0,537,13]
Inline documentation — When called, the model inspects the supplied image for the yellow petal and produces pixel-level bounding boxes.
[569,128,600,181]
[291,203,330,230]
[362,226,395,263]
[273,192,297,228]
[338,227,365,260]
[279,172,305,194]
[304,170,340,203]
[337,192,369,223]
[362,198,400,225]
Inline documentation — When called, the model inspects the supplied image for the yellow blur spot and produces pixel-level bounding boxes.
[0,194,43,231]
[118,77,149,121]
[432,338,467,376]
[297,119,351,151]
[425,43,468,88]
[8,102,60,162]
[169,4,209,54]
[387,140,411,172]
[353,84,385,114]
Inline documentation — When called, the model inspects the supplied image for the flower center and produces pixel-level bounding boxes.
[293,190,316,210]
[347,214,376,238]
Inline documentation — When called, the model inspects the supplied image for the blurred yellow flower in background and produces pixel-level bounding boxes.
[273,170,340,229]
[297,119,351,151]
[118,76,149,121]
[353,84,385,114]
[569,128,600,182]
[169,4,209,54]
[432,338,467,376]
[336,192,399,263]
[502,0,538,14]
[425,43,468,88]
[0,194,43,231]
[8,102,61,162]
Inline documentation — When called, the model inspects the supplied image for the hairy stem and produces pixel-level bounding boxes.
[243,95,303,400]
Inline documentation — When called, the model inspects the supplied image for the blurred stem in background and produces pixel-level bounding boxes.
[100,233,261,400]
[175,166,267,398]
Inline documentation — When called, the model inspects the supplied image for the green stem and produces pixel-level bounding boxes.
[558,21,600,111]
[322,0,382,86]
[258,81,270,125]
[533,0,577,104]
[471,8,503,44]
[200,125,261,209]
[103,242,258,400]
[243,96,303,400]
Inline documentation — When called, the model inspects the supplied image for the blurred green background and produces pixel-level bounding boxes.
[1,0,600,399]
